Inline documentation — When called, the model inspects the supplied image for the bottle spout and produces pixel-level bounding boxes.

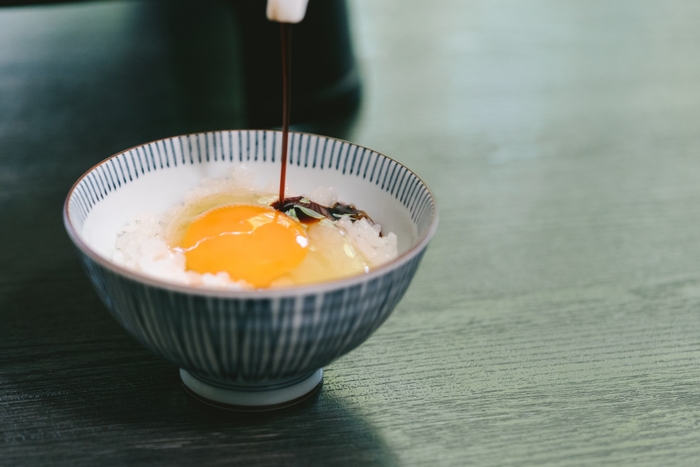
[267,0,310,23]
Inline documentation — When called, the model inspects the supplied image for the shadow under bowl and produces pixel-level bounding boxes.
[64,130,438,409]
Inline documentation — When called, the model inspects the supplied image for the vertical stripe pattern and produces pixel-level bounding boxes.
[65,131,437,384]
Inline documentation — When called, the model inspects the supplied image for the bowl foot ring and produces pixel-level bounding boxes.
[180,368,323,411]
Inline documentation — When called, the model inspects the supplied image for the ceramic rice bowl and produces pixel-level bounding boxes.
[64,130,438,409]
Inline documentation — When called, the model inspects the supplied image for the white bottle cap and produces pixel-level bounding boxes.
[266,0,310,23]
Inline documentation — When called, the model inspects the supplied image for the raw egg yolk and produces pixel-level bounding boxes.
[179,205,308,288]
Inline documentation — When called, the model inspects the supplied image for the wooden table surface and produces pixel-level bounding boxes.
[2,1,700,466]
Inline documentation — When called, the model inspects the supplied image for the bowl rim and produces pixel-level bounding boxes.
[63,129,439,298]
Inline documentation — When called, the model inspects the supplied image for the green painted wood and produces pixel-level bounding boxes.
[2,0,700,466]
[345,1,700,465]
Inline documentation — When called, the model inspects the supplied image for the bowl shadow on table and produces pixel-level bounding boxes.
[0,266,398,467]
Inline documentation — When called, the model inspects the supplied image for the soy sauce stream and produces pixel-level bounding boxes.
[278,23,292,204]
[272,23,375,227]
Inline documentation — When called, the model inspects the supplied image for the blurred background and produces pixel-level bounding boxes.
[0,0,362,143]
[4,0,700,301]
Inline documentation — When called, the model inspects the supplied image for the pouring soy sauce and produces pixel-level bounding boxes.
[268,0,373,226]
[277,21,292,205]
[265,0,306,208]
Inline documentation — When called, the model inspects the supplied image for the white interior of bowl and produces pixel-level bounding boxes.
[71,133,427,263]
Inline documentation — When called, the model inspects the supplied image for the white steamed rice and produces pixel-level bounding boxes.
[112,165,398,288]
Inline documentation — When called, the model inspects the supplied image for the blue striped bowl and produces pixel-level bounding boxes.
[63,130,438,409]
